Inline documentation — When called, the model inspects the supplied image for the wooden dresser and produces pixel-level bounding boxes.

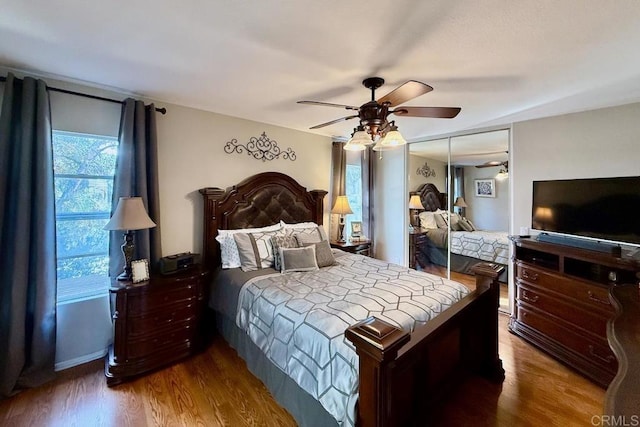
[510,237,640,387]
[105,267,210,386]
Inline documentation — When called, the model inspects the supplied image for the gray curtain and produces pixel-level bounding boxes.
[361,147,375,248]
[0,73,57,398]
[109,98,161,280]
[330,141,348,240]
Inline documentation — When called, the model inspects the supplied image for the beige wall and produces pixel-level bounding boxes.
[408,154,446,193]
[511,102,640,245]
[155,104,332,255]
[463,166,509,231]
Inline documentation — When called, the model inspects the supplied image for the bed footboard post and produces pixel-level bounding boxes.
[470,262,506,383]
[345,317,410,427]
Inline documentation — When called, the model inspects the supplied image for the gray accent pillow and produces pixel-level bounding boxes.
[271,233,299,271]
[294,227,326,245]
[302,240,336,268]
[458,218,476,232]
[434,212,448,229]
[450,221,462,231]
[234,229,282,272]
[280,246,319,273]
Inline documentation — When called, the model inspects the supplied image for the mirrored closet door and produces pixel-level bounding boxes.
[408,129,510,312]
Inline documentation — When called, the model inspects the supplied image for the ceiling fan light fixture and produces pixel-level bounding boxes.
[376,122,406,148]
[496,168,509,180]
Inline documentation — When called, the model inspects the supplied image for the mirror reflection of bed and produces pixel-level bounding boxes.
[408,129,510,312]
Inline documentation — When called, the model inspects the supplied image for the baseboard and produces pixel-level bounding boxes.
[55,348,108,372]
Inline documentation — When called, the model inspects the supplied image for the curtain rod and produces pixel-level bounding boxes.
[0,75,167,115]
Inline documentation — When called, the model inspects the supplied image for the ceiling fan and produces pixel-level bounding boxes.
[298,77,461,149]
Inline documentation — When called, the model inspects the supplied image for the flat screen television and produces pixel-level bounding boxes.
[532,176,640,247]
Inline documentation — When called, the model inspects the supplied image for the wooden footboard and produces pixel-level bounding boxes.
[346,263,505,427]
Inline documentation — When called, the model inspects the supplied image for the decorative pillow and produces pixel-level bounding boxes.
[301,239,336,267]
[280,246,319,273]
[216,223,282,269]
[293,226,327,245]
[434,211,448,229]
[418,211,437,229]
[271,233,299,271]
[458,218,476,232]
[234,229,283,272]
[450,221,462,231]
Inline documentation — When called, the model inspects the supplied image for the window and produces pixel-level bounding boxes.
[345,163,363,235]
[53,131,118,303]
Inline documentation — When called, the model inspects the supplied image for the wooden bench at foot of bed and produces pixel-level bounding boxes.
[346,263,505,427]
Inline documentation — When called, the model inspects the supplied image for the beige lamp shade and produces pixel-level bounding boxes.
[331,195,353,215]
[454,197,468,208]
[408,195,425,210]
[104,197,157,231]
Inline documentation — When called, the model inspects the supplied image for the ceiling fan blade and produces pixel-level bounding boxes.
[377,81,433,107]
[297,100,359,111]
[309,115,358,129]
[392,106,461,119]
[475,161,505,168]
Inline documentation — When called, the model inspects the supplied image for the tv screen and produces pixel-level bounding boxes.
[532,176,640,246]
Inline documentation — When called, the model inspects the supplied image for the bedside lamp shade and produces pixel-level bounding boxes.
[331,195,353,215]
[331,195,353,243]
[408,195,425,210]
[454,197,468,209]
[104,197,157,231]
[104,197,156,281]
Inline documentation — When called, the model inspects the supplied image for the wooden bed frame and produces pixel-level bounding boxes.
[200,172,504,427]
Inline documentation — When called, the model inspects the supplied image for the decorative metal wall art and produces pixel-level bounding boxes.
[417,162,436,178]
[224,132,296,162]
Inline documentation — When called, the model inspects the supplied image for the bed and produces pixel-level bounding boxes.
[413,183,510,282]
[200,172,504,427]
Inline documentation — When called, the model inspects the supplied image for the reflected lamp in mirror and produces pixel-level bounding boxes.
[104,197,156,281]
[532,206,554,231]
[408,194,425,228]
[331,195,353,243]
[454,196,468,217]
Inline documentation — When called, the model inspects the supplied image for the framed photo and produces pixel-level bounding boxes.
[350,221,363,238]
[131,259,150,283]
[474,179,496,198]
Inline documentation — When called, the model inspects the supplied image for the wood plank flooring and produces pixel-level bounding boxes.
[1,272,606,427]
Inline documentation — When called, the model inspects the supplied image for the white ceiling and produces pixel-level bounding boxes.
[2,1,640,142]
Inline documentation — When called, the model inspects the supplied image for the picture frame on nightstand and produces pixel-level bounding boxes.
[351,221,363,239]
[131,259,150,283]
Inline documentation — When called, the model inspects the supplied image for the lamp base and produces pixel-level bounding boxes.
[116,271,133,282]
[117,230,135,282]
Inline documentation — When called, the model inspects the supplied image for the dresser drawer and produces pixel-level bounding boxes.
[128,303,197,337]
[517,262,613,314]
[516,305,617,373]
[517,282,609,338]
[127,283,198,315]
[127,322,195,359]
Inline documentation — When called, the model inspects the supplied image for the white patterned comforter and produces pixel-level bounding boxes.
[451,230,509,265]
[236,253,470,426]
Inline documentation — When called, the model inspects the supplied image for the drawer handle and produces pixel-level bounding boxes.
[521,291,539,303]
[587,291,610,306]
[522,270,538,281]
[588,345,615,364]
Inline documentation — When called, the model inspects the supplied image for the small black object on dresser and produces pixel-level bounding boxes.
[105,266,210,386]
[159,252,201,275]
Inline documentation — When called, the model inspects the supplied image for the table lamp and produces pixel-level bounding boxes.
[104,197,156,281]
[454,196,468,217]
[331,195,353,243]
[408,195,425,229]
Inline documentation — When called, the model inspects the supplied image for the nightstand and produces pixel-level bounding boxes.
[105,266,210,386]
[330,240,372,257]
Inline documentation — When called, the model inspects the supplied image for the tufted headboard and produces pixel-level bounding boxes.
[414,183,447,212]
[199,172,327,270]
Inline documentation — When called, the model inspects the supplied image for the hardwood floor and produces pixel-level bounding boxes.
[1,275,606,427]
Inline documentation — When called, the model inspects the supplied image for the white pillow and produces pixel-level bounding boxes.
[419,211,437,229]
[234,229,283,272]
[215,222,282,269]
